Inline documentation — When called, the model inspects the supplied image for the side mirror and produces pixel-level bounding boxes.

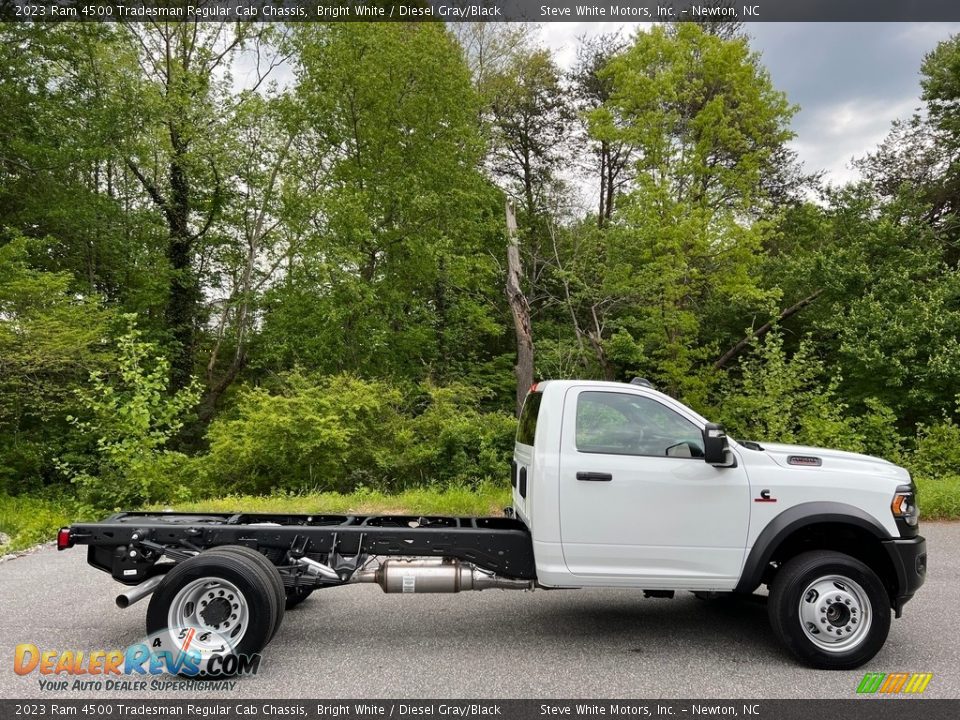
[702,422,729,466]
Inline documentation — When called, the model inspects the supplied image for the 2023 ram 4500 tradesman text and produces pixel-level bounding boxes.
[60,379,926,671]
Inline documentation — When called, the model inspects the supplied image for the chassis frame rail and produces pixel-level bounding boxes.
[68,512,536,585]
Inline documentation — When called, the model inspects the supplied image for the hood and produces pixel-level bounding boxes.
[748,442,911,486]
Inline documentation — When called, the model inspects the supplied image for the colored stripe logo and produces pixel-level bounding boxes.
[857,672,933,694]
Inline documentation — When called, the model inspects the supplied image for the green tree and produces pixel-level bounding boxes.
[571,32,632,228]
[0,237,113,493]
[256,23,503,385]
[755,186,960,427]
[715,333,896,457]
[858,34,960,268]
[484,46,571,225]
[567,24,796,398]
[0,25,168,310]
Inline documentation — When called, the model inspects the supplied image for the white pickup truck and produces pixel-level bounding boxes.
[62,378,926,673]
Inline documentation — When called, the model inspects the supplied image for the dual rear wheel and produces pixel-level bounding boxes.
[146,545,288,675]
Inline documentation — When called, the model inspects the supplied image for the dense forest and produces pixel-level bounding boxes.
[2,21,960,524]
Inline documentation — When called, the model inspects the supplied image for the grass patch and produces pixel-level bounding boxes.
[915,475,960,520]
[161,482,513,517]
[0,494,86,554]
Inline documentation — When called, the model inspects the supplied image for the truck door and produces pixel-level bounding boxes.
[558,387,750,588]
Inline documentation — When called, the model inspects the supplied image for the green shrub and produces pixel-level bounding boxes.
[205,372,406,494]
[0,441,46,496]
[396,383,517,486]
[60,318,202,510]
[902,405,960,519]
[203,374,517,495]
[908,414,960,480]
[914,474,960,520]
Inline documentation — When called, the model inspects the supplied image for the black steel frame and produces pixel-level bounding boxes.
[69,512,537,585]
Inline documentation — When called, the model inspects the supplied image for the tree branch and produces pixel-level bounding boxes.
[124,156,170,217]
[713,288,824,370]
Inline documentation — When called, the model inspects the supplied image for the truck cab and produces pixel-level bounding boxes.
[513,379,926,669]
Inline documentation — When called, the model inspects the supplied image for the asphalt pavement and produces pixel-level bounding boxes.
[1,523,957,699]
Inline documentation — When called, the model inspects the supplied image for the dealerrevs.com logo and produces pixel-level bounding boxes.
[856,672,933,694]
[13,629,261,690]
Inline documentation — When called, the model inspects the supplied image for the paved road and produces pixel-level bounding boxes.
[1,523,958,700]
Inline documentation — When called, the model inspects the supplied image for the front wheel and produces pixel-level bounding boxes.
[768,551,890,670]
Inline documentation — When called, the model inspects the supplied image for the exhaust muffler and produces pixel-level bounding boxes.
[351,557,532,593]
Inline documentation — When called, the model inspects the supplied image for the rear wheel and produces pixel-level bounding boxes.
[146,551,281,676]
[768,551,890,669]
[204,546,285,640]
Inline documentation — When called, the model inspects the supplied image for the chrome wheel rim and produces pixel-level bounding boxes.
[167,577,248,654]
[798,574,872,653]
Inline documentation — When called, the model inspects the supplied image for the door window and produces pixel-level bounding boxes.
[576,392,704,458]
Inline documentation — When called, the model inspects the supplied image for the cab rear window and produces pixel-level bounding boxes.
[516,391,543,446]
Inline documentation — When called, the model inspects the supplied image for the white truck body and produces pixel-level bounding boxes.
[512,380,914,591]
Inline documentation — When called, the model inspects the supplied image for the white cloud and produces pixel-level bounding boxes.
[538,22,648,68]
[787,96,919,186]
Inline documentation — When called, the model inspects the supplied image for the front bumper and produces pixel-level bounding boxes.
[882,535,926,617]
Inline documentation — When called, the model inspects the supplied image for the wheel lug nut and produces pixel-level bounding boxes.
[844,599,850,605]
[834,596,842,602]
[820,618,827,624]
[846,626,852,632]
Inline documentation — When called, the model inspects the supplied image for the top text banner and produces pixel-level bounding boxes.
[3,0,960,22]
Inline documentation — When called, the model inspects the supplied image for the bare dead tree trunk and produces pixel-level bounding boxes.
[505,200,534,417]
[713,289,824,370]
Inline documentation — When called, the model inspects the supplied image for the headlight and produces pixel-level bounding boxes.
[891,489,919,527]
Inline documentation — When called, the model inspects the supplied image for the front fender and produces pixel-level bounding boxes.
[735,501,892,593]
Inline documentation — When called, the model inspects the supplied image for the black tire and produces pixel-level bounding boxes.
[768,550,891,670]
[285,586,315,610]
[146,551,280,676]
[204,546,285,641]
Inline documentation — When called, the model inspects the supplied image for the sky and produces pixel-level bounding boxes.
[539,22,960,186]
